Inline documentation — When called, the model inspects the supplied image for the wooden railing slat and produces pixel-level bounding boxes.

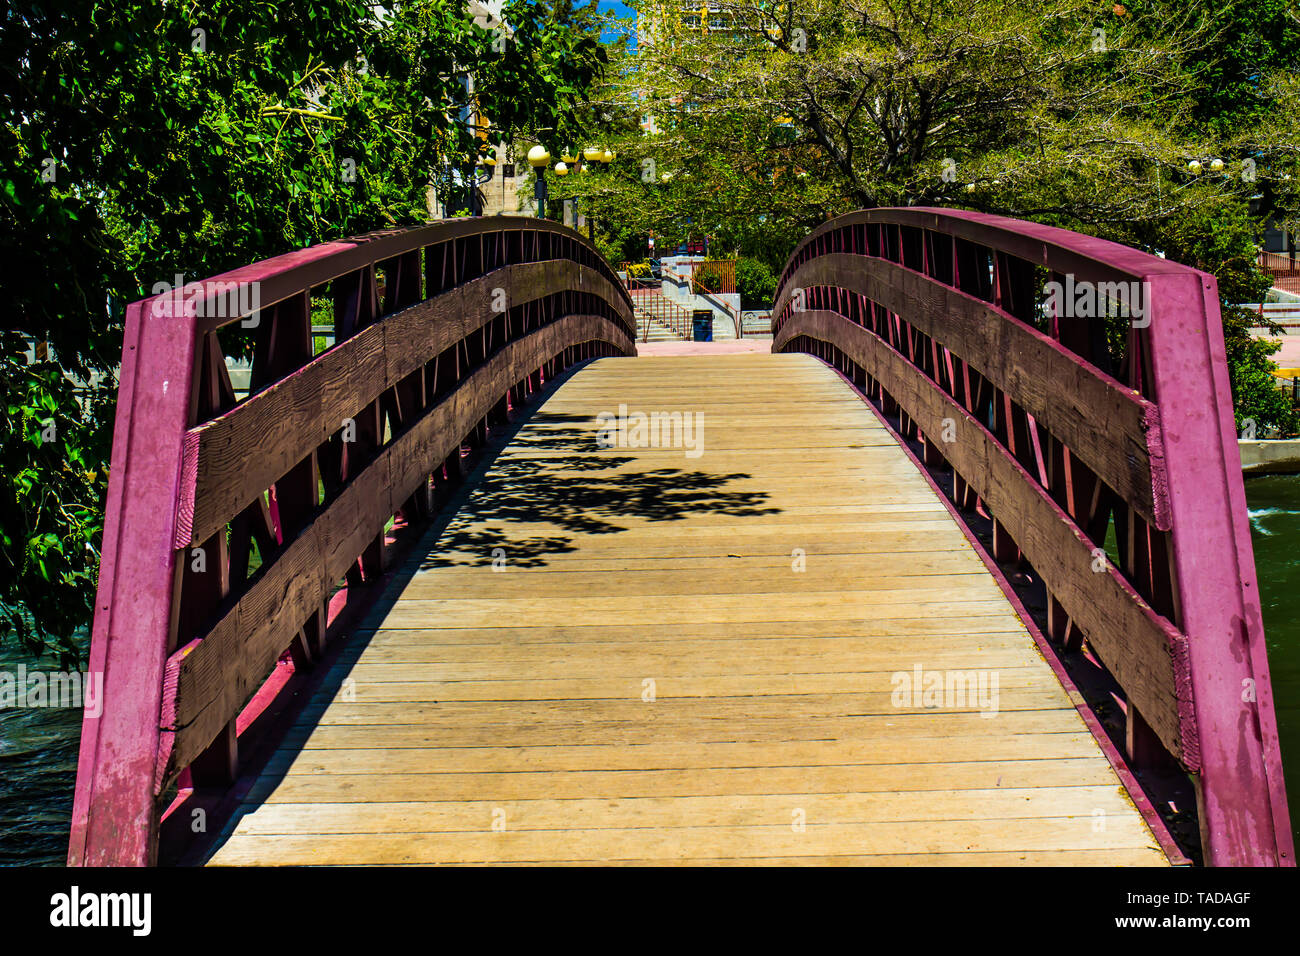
[775,253,1167,529]
[158,314,629,782]
[779,309,1193,761]
[177,262,630,549]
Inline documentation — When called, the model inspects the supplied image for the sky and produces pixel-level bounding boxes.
[596,1,637,45]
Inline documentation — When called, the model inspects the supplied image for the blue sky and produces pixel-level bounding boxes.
[596,1,636,45]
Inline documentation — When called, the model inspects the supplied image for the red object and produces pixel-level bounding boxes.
[68,218,637,865]
[772,207,1294,866]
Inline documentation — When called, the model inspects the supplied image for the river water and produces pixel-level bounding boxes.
[0,631,84,866]
[1244,473,1300,852]
[3,476,1300,865]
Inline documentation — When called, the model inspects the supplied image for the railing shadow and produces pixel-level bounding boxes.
[420,410,780,570]
[189,357,781,862]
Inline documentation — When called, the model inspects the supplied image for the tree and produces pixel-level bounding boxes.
[580,0,1300,428]
[735,257,779,310]
[0,0,609,660]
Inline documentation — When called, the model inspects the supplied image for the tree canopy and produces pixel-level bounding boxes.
[563,0,1300,421]
[0,0,608,661]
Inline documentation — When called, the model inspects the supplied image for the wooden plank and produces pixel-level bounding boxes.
[241,758,1132,805]
[281,710,1090,749]
[774,254,1165,527]
[300,679,1066,708]
[321,632,1042,666]
[316,644,1045,680]
[777,310,1193,763]
[353,616,1060,645]
[369,598,1019,630]
[225,786,1146,834]
[160,314,632,782]
[296,693,1074,726]
[392,568,995,599]
[263,734,1109,776]
[372,588,1017,625]
[206,815,1162,865]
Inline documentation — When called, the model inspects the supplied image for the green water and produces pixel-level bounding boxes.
[1245,473,1300,851]
[0,630,85,866]
[1,478,1299,865]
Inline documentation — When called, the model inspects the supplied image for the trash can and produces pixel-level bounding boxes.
[692,309,713,342]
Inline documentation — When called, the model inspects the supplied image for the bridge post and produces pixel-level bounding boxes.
[67,297,200,866]
[1146,272,1294,866]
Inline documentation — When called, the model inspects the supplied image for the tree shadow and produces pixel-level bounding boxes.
[422,410,780,569]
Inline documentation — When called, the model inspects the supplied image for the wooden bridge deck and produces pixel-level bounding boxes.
[204,353,1167,865]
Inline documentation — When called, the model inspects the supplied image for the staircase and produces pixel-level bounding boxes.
[1260,252,1300,296]
[741,310,773,338]
[628,287,692,342]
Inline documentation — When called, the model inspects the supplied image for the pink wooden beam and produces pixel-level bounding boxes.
[1145,271,1294,866]
[68,296,199,866]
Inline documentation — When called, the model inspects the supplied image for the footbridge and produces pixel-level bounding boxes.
[68,211,1293,866]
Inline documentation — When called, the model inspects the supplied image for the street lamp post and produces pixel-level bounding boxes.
[554,160,572,227]
[527,145,551,219]
[575,146,615,241]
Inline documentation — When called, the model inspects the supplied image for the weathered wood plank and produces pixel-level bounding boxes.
[777,309,1193,763]
[208,813,1162,865]
[223,786,1151,834]
[238,759,1136,808]
[280,709,1088,749]
[774,254,1166,527]
[159,314,631,782]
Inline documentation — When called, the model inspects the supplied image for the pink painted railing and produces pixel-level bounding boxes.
[69,218,636,866]
[773,208,1293,866]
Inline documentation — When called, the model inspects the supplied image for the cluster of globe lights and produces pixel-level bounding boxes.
[508,144,616,176]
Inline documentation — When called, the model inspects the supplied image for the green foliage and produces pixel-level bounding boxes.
[692,261,728,294]
[735,257,778,310]
[0,335,112,667]
[598,0,1300,426]
[1182,0,1300,135]
[0,1,608,661]
[1161,207,1296,435]
[1223,323,1295,437]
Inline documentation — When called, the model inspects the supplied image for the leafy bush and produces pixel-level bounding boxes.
[1,337,112,667]
[735,257,778,310]
[693,261,728,294]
